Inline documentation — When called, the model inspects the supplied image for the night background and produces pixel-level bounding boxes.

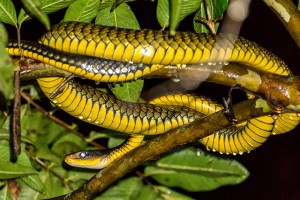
[5,0,300,199]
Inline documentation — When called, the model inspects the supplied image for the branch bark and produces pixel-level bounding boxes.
[146,63,300,111]
[263,0,300,47]
[23,61,300,112]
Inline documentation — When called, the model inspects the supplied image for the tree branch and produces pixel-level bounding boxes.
[263,0,300,47]
[146,63,300,111]
[23,61,300,112]
[48,98,276,199]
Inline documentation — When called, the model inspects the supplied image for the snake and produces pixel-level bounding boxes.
[39,22,291,75]
[7,21,299,169]
[7,40,163,82]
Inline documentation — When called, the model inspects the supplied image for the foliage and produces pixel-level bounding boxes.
[0,0,251,199]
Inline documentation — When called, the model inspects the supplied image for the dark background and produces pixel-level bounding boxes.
[6,1,300,200]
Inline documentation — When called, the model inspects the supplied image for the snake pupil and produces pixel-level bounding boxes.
[79,151,87,158]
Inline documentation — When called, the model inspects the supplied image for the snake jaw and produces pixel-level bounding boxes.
[64,150,110,169]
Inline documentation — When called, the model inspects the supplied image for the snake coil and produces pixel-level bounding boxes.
[6,22,299,169]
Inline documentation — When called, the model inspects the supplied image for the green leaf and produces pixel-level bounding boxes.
[34,0,76,13]
[86,131,110,142]
[98,0,136,11]
[21,0,50,30]
[0,36,14,99]
[0,129,33,144]
[17,169,57,200]
[51,133,86,156]
[0,141,32,165]
[110,0,135,11]
[97,179,192,199]
[0,182,13,200]
[154,185,193,200]
[157,0,202,30]
[99,0,115,10]
[96,177,140,199]
[109,79,144,103]
[145,148,249,191]
[64,0,100,22]
[19,109,65,148]
[18,0,76,25]
[0,0,17,27]
[66,170,95,182]
[108,135,126,149]
[156,0,169,29]
[213,0,228,18]
[98,177,159,200]
[0,162,37,179]
[0,141,32,166]
[20,175,46,194]
[135,183,161,200]
[2,104,30,132]
[35,146,62,165]
[193,3,208,33]
[95,2,140,29]
[193,0,228,33]
[0,111,6,128]
[29,84,41,99]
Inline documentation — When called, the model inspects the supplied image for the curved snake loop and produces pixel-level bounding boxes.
[6,22,299,168]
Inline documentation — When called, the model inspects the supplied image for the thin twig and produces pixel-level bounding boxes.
[195,0,223,34]
[10,25,22,160]
[11,71,21,160]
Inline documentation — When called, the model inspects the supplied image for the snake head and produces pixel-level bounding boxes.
[64,150,110,169]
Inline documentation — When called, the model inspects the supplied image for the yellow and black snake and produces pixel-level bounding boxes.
[39,22,290,76]
[7,21,299,169]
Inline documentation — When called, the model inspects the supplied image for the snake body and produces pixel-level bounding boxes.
[7,22,299,168]
[149,94,275,155]
[40,22,291,76]
[37,77,202,135]
[7,40,162,82]
[37,76,275,168]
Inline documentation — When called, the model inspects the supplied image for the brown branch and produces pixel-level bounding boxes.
[19,59,71,81]
[21,60,300,111]
[48,98,276,199]
[22,60,300,111]
[146,63,300,112]
[263,0,300,47]
[11,71,21,160]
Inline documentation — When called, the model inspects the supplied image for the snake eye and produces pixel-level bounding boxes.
[79,151,87,158]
